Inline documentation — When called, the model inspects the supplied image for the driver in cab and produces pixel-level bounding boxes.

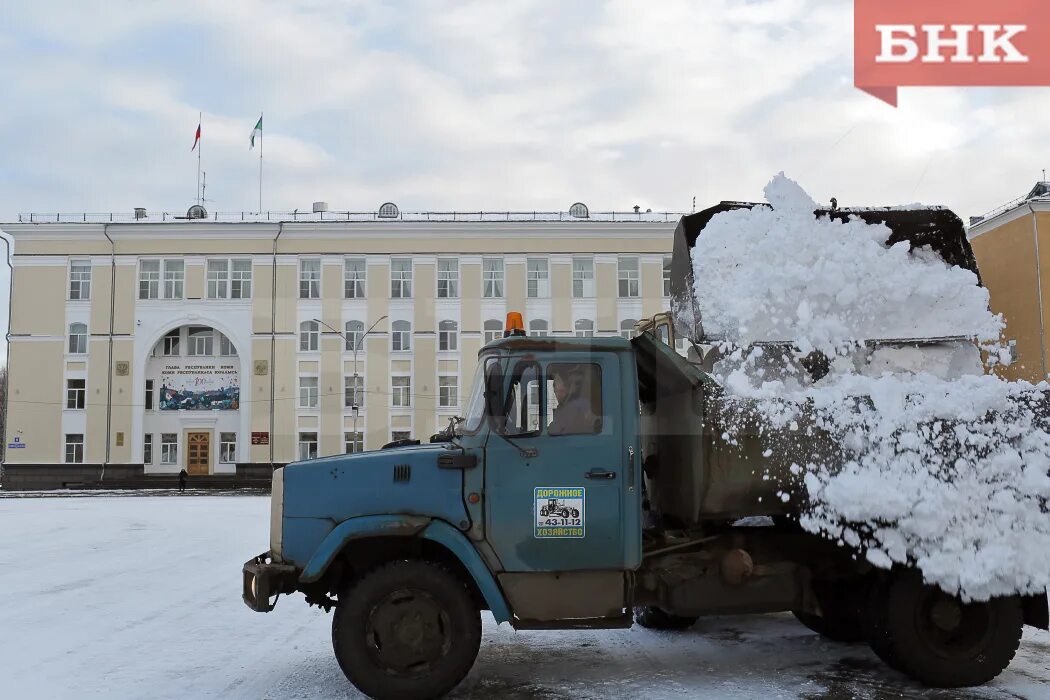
[548,364,601,435]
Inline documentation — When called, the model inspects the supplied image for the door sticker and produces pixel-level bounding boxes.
[534,487,585,538]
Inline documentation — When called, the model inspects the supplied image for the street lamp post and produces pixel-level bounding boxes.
[312,315,387,452]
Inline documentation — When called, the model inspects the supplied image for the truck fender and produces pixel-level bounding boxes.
[299,514,432,584]
[422,519,513,624]
[1023,592,1049,630]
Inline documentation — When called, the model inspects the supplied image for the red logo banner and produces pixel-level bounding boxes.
[854,0,1050,106]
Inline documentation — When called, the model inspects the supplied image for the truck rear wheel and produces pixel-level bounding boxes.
[332,560,482,700]
[870,570,1024,687]
[792,579,867,643]
[633,605,698,630]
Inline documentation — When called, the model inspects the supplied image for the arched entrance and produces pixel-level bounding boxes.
[141,324,243,474]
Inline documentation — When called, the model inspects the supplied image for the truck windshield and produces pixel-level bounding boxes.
[461,359,489,433]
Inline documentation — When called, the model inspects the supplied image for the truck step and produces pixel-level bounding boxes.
[511,614,633,631]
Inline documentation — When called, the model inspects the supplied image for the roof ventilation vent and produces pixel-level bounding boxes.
[312,201,329,213]
[187,205,208,220]
[378,202,399,218]
[569,202,589,219]
[134,207,147,220]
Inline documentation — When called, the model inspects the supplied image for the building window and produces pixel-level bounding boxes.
[299,259,320,299]
[392,376,411,407]
[574,319,595,337]
[527,258,549,298]
[344,375,364,408]
[143,433,153,465]
[439,320,458,351]
[66,378,86,409]
[161,433,178,465]
[437,258,459,298]
[529,319,549,337]
[299,376,319,408]
[483,258,504,298]
[218,333,236,356]
[573,257,595,298]
[439,375,458,407]
[620,319,638,339]
[299,320,319,351]
[663,256,672,297]
[298,432,318,461]
[391,258,412,298]
[484,319,503,345]
[345,320,364,352]
[220,432,237,463]
[618,257,640,298]
[163,260,184,299]
[68,323,87,354]
[162,329,180,356]
[391,430,412,443]
[206,259,229,299]
[344,258,366,299]
[188,326,213,356]
[69,261,91,300]
[231,259,252,298]
[139,260,160,299]
[391,320,411,352]
[65,434,84,463]
[345,431,364,454]
[145,379,154,410]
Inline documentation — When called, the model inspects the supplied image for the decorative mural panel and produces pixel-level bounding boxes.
[159,360,240,410]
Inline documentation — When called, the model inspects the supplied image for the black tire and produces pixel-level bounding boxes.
[873,569,1024,687]
[634,605,698,630]
[863,574,907,673]
[793,609,865,643]
[571,508,580,518]
[332,560,482,700]
[793,579,867,643]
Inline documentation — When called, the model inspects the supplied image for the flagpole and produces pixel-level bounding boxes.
[197,111,202,206]
[258,112,263,215]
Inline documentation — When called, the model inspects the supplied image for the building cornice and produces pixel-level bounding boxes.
[968,200,1050,240]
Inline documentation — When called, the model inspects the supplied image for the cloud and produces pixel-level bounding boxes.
[0,0,1046,224]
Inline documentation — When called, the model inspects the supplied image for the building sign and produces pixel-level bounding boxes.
[8,436,26,449]
[251,432,270,445]
[159,360,239,411]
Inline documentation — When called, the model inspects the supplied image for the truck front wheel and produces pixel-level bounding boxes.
[871,570,1024,688]
[633,605,699,630]
[332,560,482,700]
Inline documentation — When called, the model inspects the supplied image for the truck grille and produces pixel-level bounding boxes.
[393,464,411,483]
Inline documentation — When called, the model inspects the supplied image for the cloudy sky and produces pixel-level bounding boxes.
[0,0,1048,337]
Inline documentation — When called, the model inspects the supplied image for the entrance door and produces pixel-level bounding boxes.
[485,355,627,572]
[187,431,211,475]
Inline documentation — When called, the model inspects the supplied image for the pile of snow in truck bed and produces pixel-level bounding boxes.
[694,173,1050,601]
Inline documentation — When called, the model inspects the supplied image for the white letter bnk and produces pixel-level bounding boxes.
[875,23,1028,64]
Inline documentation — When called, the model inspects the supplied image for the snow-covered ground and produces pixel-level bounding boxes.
[1,495,1047,699]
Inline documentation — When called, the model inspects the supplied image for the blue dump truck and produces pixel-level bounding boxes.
[243,205,1049,700]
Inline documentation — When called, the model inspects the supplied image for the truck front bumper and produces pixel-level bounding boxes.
[242,552,298,612]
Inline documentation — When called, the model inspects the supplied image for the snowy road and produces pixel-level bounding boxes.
[1,495,1047,699]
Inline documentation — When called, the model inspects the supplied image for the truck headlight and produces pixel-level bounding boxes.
[270,468,284,558]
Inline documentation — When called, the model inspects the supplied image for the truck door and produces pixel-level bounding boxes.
[485,354,629,572]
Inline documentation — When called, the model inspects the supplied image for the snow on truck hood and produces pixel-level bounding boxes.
[695,173,1050,601]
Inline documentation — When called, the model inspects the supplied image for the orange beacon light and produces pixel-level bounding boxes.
[504,312,526,338]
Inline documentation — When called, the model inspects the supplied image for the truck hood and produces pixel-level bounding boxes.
[281,443,470,526]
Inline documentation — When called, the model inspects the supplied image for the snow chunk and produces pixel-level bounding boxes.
[698,173,1050,601]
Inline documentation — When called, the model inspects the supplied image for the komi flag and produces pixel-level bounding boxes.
[250,114,262,149]
[191,122,201,151]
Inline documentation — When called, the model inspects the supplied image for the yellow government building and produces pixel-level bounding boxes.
[1,203,678,487]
